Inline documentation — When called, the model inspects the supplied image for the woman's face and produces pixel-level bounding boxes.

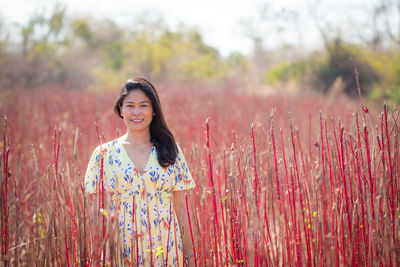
[120,89,154,134]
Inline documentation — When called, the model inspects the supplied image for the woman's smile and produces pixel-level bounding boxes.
[131,118,144,123]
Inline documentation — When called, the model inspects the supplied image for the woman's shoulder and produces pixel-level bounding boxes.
[91,137,123,156]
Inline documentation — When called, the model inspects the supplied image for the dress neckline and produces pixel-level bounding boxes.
[118,138,154,175]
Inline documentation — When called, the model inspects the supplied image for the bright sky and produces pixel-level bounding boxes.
[1,0,379,56]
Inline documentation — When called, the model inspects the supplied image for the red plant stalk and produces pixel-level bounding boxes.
[263,190,272,244]
[314,186,324,266]
[344,138,354,206]
[355,114,369,259]
[282,209,292,266]
[363,124,376,240]
[173,214,180,267]
[379,118,395,254]
[2,116,9,266]
[251,125,260,208]
[270,115,281,200]
[296,129,308,184]
[324,123,337,262]
[270,116,292,265]
[282,130,302,266]
[237,183,249,266]
[233,132,249,225]
[193,193,203,265]
[165,200,172,266]
[296,129,316,266]
[279,130,294,226]
[100,155,106,265]
[131,196,139,265]
[339,126,352,241]
[269,188,279,265]
[229,204,236,263]
[331,119,342,183]
[262,190,273,265]
[230,198,241,264]
[220,155,229,267]
[319,113,329,253]
[205,118,220,267]
[339,198,347,266]
[185,194,198,267]
[383,105,396,241]
[215,166,224,265]
[95,124,106,266]
[230,132,240,263]
[145,193,154,267]
[52,126,63,264]
[67,191,78,266]
[334,210,339,267]
[241,205,249,267]
[64,223,71,267]
[131,194,135,265]
[324,119,334,206]
[280,129,299,264]
[289,121,311,266]
[330,120,349,261]
[135,197,140,265]
[350,139,367,246]
[53,127,62,189]
[253,232,259,267]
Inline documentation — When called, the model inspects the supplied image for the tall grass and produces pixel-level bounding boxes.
[0,84,398,266]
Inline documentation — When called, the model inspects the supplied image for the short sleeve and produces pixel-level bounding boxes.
[84,146,101,194]
[172,145,196,191]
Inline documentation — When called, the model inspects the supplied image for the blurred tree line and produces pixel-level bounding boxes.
[255,0,400,105]
[0,1,399,104]
[0,5,249,90]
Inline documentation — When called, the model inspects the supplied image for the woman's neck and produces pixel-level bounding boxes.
[123,130,151,145]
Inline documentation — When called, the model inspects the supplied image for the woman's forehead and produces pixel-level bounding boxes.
[124,89,151,102]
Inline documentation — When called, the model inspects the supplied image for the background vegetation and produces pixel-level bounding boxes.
[0,1,399,105]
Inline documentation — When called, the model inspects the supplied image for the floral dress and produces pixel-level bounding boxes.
[84,137,196,266]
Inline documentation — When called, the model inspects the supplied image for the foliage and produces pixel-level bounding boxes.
[0,7,244,90]
[314,41,381,96]
[263,59,311,84]
[367,51,400,105]
[0,3,399,105]
[265,41,382,97]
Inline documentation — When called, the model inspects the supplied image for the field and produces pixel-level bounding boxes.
[0,81,399,266]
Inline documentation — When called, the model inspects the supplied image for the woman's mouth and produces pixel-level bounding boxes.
[131,119,144,124]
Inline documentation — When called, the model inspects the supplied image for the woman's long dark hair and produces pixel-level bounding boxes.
[114,78,178,167]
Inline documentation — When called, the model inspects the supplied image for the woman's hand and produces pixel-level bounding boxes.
[185,256,195,267]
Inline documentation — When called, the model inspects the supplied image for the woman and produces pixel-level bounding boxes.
[84,78,196,266]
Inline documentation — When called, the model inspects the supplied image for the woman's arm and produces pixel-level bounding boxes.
[172,190,196,266]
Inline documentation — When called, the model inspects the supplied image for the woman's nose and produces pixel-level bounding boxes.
[132,106,141,114]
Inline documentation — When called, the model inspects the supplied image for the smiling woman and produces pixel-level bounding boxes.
[84,78,196,266]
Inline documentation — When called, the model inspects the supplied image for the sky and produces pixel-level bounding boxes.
[0,0,379,56]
